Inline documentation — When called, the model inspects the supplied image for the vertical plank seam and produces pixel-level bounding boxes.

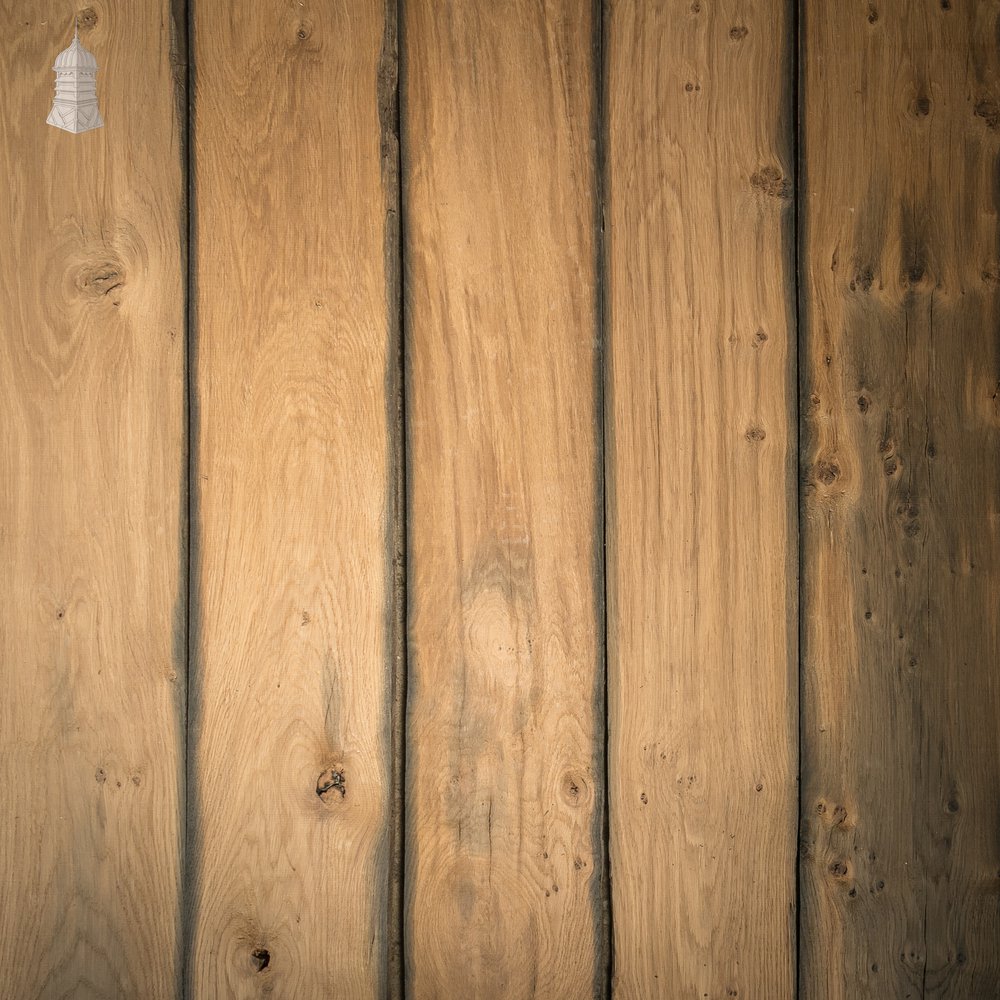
[381,0,407,995]
[793,0,804,996]
[393,0,410,995]
[594,1,613,997]
[182,0,197,993]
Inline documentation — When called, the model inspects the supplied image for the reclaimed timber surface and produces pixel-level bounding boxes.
[799,1,1000,997]
[605,1,798,996]
[3,4,999,997]
[188,1,400,995]
[0,3,186,997]
[402,1,605,996]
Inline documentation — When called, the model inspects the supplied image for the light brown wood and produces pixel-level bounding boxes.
[799,2,1000,997]
[7,4,999,996]
[0,3,186,997]
[605,2,797,996]
[188,1,400,995]
[402,1,604,996]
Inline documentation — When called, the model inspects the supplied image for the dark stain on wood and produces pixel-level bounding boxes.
[801,2,1000,994]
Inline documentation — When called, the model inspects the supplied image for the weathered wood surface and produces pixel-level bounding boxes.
[402,1,605,996]
[605,1,798,996]
[188,1,400,995]
[0,3,186,997]
[799,1,1000,997]
[4,3,999,997]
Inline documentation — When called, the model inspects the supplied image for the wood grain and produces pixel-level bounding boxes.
[605,1,797,996]
[402,1,604,996]
[0,2,186,997]
[799,1,1000,997]
[188,1,400,995]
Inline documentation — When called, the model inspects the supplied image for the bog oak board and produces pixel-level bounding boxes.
[188,1,400,996]
[605,2,797,997]
[800,2,1000,997]
[402,1,604,996]
[0,3,186,997]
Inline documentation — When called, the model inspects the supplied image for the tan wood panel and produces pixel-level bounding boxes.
[402,1,604,996]
[800,2,1000,997]
[0,3,186,997]
[188,1,400,995]
[605,2,798,996]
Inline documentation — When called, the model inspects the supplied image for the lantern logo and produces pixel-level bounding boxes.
[47,24,104,134]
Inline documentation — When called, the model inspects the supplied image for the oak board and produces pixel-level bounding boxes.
[187,1,400,995]
[605,1,798,996]
[402,1,605,996]
[799,1,1000,996]
[0,3,186,997]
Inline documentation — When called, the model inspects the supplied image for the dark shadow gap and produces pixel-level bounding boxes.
[382,0,408,997]
[180,0,199,995]
[793,0,805,996]
[391,0,409,996]
[594,1,613,997]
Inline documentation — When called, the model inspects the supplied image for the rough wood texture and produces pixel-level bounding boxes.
[0,3,186,997]
[605,2,797,997]
[800,2,1000,997]
[402,1,604,996]
[188,1,399,995]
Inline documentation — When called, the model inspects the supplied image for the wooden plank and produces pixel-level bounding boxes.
[605,1,797,996]
[402,1,604,996]
[0,3,186,996]
[799,1,1000,996]
[187,0,400,995]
